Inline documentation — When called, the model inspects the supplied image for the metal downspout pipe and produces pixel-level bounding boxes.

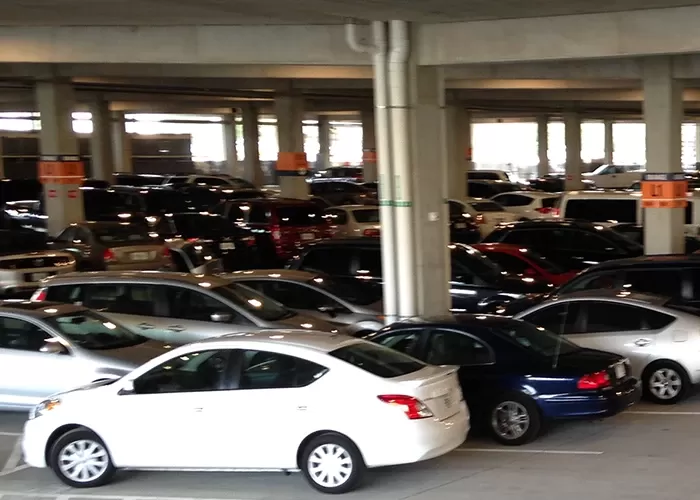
[345,20,399,324]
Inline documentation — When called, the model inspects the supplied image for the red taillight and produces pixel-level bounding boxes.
[475,214,486,224]
[363,228,380,237]
[31,288,47,302]
[242,236,256,247]
[186,237,198,243]
[550,208,561,217]
[535,207,554,215]
[377,394,434,420]
[162,246,170,258]
[103,248,116,262]
[270,224,282,241]
[577,370,611,390]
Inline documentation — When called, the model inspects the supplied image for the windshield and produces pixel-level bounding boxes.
[451,244,504,283]
[308,275,382,306]
[596,226,644,253]
[330,342,424,378]
[215,283,295,322]
[47,311,146,350]
[171,214,230,237]
[92,225,156,244]
[352,209,379,224]
[495,320,580,356]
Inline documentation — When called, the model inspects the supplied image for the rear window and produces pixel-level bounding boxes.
[352,209,379,224]
[329,342,424,378]
[541,197,559,208]
[276,206,324,227]
[564,198,637,223]
[470,201,504,212]
[92,225,155,244]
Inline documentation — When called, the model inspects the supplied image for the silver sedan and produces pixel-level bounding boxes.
[0,301,171,410]
[514,289,700,404]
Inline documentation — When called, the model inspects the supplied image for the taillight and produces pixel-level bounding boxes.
[377,394,434,420]
[270,224,282,241]
[162,246,171,258]
[186,237,198,243]
[242,236,256,247]
[363,228,380,237]
[31,288,47,302]
[103,248,116,262]
[577,370,611,390]
[475,214,486,224]
[535,207,553,215]
[550,208,561,217]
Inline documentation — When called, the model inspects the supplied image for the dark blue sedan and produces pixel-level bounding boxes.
[365,315,641,445]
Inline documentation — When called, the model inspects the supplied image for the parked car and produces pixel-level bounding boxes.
[490,191,560,220]
[467,170,511,182]
[287,239,554,312]
[366,314,639,445]
[466,180,520,199]
[457,198,519,237]
[22,332,468,493]
[514,290,700,404]
[215,198,332,265]
[113,187,197,225]
[482,220,644,270]
[317,165,364,181]
[325,205,381,238]
[0,301,170,410]
[48,222,170,272]
[472,243,578,286]
[112,173,167,187]
[583,164,644,189]
[526,173,595,192]
[309,180,377,207]
[223,269,384,335]
[32,272,341,344]
[446,201,482,243]
[162,174,255,190]
[610,223,700,253]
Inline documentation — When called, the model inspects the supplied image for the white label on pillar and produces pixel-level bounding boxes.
[428,212,440,222]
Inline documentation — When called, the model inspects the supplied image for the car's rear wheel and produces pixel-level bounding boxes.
[49,428,115,488]
[300,433,365,494]
[488,393,541,446]
[643,360,689,405]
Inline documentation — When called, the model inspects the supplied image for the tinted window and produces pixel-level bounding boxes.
[425,329,494,365]
[467,182,496,198]
[330,342,424,378]
[165,286,246,323]
[91,225,155,244]
[143,191,190,213]
[568,230,618,252]
[352,209,379,224]
[620,269,685,299]
[451,245,503,283]
[246,280,341,310]
[0,316,54,352]
[44,284,82,304]
[375,330,423,358]
[494,194,532,207]
[170,214,231,237]
[46,311,145,350]
[238,350,328,389]
[82,283,165,317]
[496,317,580,355]
[215,283,294,322]
[308,275,383,306]
[324,209,348,225]
[541,197,559,209]
[356,249,381,276]
[83,190,137,216]
[194,177,228,186]
[582,301,675,332]
[483,252,530,274]
[448,201,466,217]
[470,201,504,212]
[133,350,230,394]
[468,172,501,181]
[558,271,623,294]
[564,199,637,224]
[521,302,583,335]
[276,206,324,227]
[499,229,544,246]
[299,248,354,275]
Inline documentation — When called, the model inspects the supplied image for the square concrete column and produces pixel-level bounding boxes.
[643,57,685,255]
[564,112,584,191]
[275,94,309,198]
[446,105,472,200]
[89,99,114,182]
[317,115,331,172]
[537,115,549,177]
[241,104,264,186]
[222,111,239,177]
[35,81,84,235]
[604,120,614,164]
[360,109,378,182]
[407,65,451,317]
[111,111,132,174]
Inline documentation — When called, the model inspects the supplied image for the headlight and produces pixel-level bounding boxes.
[28,398,61,420]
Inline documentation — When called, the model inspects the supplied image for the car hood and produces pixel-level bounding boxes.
[274,313,341,333]
[82,339,173,369]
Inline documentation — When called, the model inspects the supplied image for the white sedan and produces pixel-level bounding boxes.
[22,331,469,494]
[324,205,381,238]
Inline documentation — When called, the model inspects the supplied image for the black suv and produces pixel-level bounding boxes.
[482,219,644,270]
[286,239,554,312]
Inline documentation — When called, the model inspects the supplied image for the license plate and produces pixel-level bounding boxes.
[220,242,236,250]
[454,223,467,229]
[130,252,150,261]
[300,233,315,241]
[614,363,626,379]
[28,272,49,282]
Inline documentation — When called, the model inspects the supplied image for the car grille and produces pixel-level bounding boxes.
[0,255,74,270]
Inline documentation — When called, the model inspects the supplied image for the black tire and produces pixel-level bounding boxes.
[49,428,116,488]
[300,433,365,494]
[642,360,690,405]
[488,393,541,446]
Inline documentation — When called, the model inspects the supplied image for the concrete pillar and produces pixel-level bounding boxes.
[241,104,264,186]
[642,57,685,255]
[446,105,472,200]
[223,111,239,177]
[88,99,114,182]
[604,120,614,164]
[317,115,331,172]
[361,109,378,182]
[111,111,132,174]
[564,112,584,191]
[275,94,308,197]
[537,115,549,177]
[35,80,84,235]
[696,122,700,167]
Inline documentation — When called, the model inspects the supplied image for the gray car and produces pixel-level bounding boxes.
[32,271,341,344]
[0,301,171,410]
[222,269,384,335]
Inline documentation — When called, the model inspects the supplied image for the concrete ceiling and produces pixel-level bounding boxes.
[4,0,700,25]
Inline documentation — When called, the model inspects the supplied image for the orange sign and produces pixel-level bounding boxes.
[38,155,84,185]
[641,173,687,209]
[362,149,377,163]
[276,152,308,176]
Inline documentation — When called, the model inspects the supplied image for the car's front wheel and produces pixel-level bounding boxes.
[49,428,116,488]
[300,433,365,494]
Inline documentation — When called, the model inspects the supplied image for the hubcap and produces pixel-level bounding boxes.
[58,439,109,483]
[649,368,682,400]
[307,443,353,488]
[492,401,530,440]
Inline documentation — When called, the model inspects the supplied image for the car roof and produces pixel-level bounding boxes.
[580,254,700,271]
[493,219,602,230]
[301,237,381,248]
[561,190,640,199]
[382,313,524,331]
[43,270,231,287]
[0,300,87,317]
[472,243,532,253]
[224,269,317,281]
[494,191,559,198]
[554,289,670,306]
[191,330,359,353]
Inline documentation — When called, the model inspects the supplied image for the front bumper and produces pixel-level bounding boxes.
[539,378,641,420]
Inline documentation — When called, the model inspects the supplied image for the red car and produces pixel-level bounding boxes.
[471,243,579,286]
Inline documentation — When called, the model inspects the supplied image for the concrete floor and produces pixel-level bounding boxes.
[1,397,700,500]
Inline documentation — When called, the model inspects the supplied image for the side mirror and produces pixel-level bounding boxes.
[211,312,232,323]
[118,379,135,396]
[318,305,339,318]
[40,341,68,355]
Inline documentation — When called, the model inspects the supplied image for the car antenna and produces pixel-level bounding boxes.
[552,301,568,369]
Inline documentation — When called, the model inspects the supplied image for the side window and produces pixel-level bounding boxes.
[375,330,424,358]
[425,329,494,366]
[467,182,493,198]
[166,286,246,323]
[620,269,685,299]
[581,301,675,333]
[45,284,83,304]
[355,249,382,276]
[55,227,76,243]
[448,201,464,217]
[247,281,342,311]
[564,199,637,224]
[559,271,623,294]
[74,227,92,243]
[483,252,530,274]
[237,350,328,389]
[299,248,354,275]
[249,206,269,224]
[325,209,348,225]
[132,350,230,394]
[521,303,582,335]
[82,284,165,317]
[194,177,227,186]
[0,316,57,352]
[564,230,617,252]
[501,229,540,246]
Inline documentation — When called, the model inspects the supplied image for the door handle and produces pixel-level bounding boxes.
[168,325,185,332]
[138,322,155,330]
[634,338,651,347]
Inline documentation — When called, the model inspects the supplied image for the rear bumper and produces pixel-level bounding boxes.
[538,378,641,420]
